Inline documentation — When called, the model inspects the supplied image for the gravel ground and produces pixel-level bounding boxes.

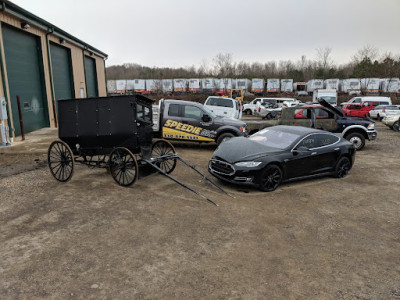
[0,122,400,299]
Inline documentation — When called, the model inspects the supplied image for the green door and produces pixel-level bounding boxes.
[2,25,49,136]
[84,56,98,97]
[50,42,74,112]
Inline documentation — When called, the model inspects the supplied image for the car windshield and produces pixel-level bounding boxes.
[206,98,233,108]
[202,105,217,118]
[249,128,301,149]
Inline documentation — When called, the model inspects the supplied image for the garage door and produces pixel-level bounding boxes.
[84,56,98,98]
[50,42,74,111]
[2,25,49,136]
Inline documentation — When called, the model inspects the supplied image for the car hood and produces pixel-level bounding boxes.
[213,137,283,163]
[318,98,344,117]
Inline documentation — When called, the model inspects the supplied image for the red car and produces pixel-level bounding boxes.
[342,103,371,117]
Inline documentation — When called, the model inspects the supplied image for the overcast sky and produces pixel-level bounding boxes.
[12,0,400,69]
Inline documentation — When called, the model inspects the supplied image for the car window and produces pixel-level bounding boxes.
[297,133,339,149]
[168,104,180,117]
[374,105,384,110]
[184,105,203,120]
[348,104,360,109]
[387,106,399,110]
[315,108,334,119]
[354,98,362,104]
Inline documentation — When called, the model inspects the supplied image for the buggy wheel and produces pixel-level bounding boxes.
[152,139,177,174]
[109,147,138,187]
[48,140,74,182]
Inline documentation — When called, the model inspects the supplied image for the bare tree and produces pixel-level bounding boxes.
[316,47,333,70]
[213,53,235,77]
[352,45,379,63]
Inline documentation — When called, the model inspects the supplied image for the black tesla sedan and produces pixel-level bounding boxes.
[208,125,355,192]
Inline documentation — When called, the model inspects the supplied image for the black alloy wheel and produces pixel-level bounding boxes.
[260,164,283,192]
[334,156,351,178]
[48,140,75,182]
[151,139,177,174]
[109,147,138,187]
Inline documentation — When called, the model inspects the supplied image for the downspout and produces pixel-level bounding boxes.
[103,57,107,95]
[82,46,88,98]
[0,1,15,139]
[46,27,57,127]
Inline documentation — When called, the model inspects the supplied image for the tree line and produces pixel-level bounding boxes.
[106,46,400,82]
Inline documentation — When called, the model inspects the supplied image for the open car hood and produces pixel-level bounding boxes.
[318,99,344,117]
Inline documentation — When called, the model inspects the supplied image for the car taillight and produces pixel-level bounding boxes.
[258,107,261,112]
[382,109,386,112]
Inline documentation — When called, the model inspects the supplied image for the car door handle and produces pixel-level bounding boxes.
[311,152,317,155]
[334,148,340,151]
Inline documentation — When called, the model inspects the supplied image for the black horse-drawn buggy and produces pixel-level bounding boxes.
[47,95,227,205]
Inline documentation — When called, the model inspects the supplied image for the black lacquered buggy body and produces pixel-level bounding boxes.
[58,95,154,156]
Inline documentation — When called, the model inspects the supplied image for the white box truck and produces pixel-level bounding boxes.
[251,78,265,95]
[307,79,324,94]
[361,78,380,94]
[267,79,280,93]
[107,80,117,94]
[324,79,340,90]
[173,79,187,93]
[162,79,173,94]
[293,82,307,96]
[217,78,233,95]
[312,89,338,106]
[340,79,361,95]
[116,80,127,93]
[236,78,251,93]
[281,79,293,93]
[201,78,217,94]
[380,78,400,93]
[188,79,201,93]
[145,79,162,94]
[133,79,146,93]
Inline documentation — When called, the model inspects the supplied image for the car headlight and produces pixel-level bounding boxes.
[235,161,262,167]
[367,123,375,129]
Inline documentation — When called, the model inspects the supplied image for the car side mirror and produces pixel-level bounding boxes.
[202,114,211,122]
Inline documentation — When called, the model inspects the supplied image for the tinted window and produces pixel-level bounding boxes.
[297,133,339,149]
[206,97,233,108]
[184,105,203,120]
[168,104,180,117]
[354,98,362,104]
[348,105,361,109]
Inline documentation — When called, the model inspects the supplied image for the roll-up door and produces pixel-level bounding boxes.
[84,56,98,97]
[2,25,49,136]
[50,42,74,111]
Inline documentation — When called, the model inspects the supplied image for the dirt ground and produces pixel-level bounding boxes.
[1,123,400,299]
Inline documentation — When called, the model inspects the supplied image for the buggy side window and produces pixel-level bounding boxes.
[137,104,152,122]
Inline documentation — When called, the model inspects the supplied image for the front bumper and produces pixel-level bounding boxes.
[367,129,377,141]
[208,160,260,188]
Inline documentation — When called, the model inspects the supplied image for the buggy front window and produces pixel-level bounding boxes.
[137,104,152,123]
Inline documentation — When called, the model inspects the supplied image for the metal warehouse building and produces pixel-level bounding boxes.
[0,0,107,142]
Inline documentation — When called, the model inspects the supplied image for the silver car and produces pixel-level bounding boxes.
[368,105,400,120]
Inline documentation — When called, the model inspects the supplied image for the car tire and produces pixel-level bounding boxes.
[377,114,381,121]
[259,164,282,192]
[346,132,365,151]
[334,156,351,178]
[217,132,234,145]
[393,121,400,132]
[245,109,252,115]
[266,113,272,120]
